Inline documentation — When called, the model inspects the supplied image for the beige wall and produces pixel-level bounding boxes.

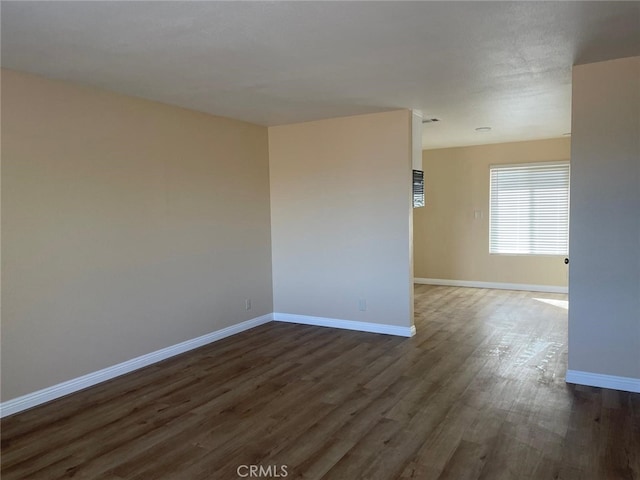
[414,138,571,286]
[269,110,414,328]
[569,57,640,380]
[1,70,273,401]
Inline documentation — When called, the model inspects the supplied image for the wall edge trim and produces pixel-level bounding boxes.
[0,313,274,418]
[1,311,417,417]
[566,369,640,393]
[414,277,568,294]
[273,312,416,338]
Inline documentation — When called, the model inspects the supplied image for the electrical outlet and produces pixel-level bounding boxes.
[358,299,366,311]
[245,299,251,311]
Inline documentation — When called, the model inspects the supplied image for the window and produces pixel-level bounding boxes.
[489,162,569,255]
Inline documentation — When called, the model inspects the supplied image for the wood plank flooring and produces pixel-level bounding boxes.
[2,286,639,479]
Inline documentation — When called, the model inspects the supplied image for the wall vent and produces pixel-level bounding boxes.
[413,170,425,208]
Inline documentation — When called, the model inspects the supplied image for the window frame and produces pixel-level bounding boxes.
[488,160,570,256]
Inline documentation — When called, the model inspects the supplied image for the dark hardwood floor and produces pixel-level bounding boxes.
[2,285,639,479]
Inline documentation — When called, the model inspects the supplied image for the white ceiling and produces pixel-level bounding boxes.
[2,1,639,149]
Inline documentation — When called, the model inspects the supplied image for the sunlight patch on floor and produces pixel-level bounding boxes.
[534,298,568,310]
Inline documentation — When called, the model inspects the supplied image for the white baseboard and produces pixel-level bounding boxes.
[0,311,418,417]
[0,314,273,418]
[273,312,416,338]
[414,277,568,294]
[565,370,640,393]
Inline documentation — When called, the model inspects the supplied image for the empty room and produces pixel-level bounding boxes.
[1,2,639,479]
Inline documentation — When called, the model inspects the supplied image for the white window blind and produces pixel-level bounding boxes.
[490,162,570,255]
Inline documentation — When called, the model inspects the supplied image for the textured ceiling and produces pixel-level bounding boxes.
[2,1,639,149]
